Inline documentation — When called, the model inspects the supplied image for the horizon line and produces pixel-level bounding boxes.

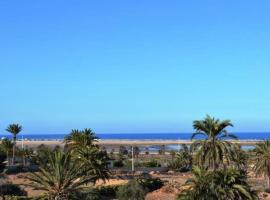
[1,131,270,135]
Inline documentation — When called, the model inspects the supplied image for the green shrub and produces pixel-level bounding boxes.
[0,150,7,172]
[143,160,161,168]
[123,159,132,168]
[119,146,128,156]
[4,197,32,200]
[113,160,124,168]
[168,150,192,172]
[0,183,27,198]
[5,165,25,174]
[73,188,101,200]
[117,179,147,200]
[137,177,164,192]
[168,159,191,172]
[98,185,121,197]
[115,177,163,200]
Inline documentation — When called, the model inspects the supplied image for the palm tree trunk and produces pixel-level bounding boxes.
[12,136,16,165]
[212,139,217,171]
[267,176,270,189]
[6,152,9,166]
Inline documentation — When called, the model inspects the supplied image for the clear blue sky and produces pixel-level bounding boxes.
[1,0,270,134]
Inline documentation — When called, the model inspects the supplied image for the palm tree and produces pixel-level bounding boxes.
[18,147,33,166]
[169,144,192,172]
[212,168,258,200]
[26,150,95,200]
[75,146,110,183]
[178,166,214,200]
[191,115,237,170]
[176,145,192,171]
[178,167,258,200]
[169,150,176,161]
[64,129,98,149]
[232,145,248,171]
[6,124,22,165]
[64,128,110,183]
[0,138,13,166]
[253,140,270,188]
[33,144,51,166]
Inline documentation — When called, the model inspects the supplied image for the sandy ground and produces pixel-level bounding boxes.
[6,173,129,197]
[146,189,177,200]
[6,172,190,198]
[7,173,42,197]
[19,139,262,149]
[5,172,270,200]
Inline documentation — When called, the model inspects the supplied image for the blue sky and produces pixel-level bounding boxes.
[0,0,270,134]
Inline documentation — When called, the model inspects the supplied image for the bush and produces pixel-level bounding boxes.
[73,188,101,200]
[113,160,124,168]
[115,177,163,200]
[168,160,191,172]
[137,177,164,192]
[119,146,128,156]
[134,162,143,167]
[117,179,147,200]
[168,151,192,172]
[0,151,7,172]
[4,197,33,200]
[143,160,161,168]
[5,165,25,174]
[0,183,27,198]
[98,185,121,197]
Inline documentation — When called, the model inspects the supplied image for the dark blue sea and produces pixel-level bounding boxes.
[1,132,270,140]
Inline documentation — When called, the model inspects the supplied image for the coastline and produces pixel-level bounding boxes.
[17,139,264,149]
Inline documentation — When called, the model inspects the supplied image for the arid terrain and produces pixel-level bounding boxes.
[6,170,270,200]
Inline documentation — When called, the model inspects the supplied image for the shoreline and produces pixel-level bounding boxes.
[16,139,264,149]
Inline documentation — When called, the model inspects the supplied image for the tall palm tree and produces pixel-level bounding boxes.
[64,128,110,183]
[191,115,237,170]
[26,150,95,200]
[178,167,258,200]
[65,129,98,150]
[6,124,22,165]
[75,146,110,183]
[253,140,270,188]
[0,138,13,166]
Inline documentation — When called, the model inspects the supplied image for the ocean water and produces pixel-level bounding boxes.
[0,132,270,140]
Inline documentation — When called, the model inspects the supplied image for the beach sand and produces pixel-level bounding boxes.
[19,139,263,149]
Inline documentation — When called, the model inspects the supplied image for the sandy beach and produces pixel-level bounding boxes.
[18,139,264,149]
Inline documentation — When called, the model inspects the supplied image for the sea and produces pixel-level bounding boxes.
[0,132,270,141]
[1,132,268,151]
